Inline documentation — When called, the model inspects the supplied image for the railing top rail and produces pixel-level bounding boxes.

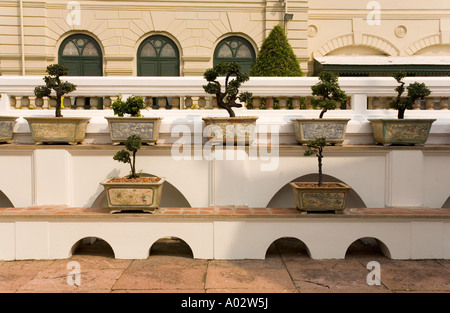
[1,76,450,97]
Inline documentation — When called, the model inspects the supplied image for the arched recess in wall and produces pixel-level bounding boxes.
[91,173,191,209]
[0,190,14,207]
[266,174,366,209]
[213,36,256,74]
[406,34,449,56]
[137,35,180,76]
[58,33,103,76]
[313,33,399,58]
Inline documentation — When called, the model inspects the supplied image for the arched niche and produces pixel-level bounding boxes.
[266,174,366,209]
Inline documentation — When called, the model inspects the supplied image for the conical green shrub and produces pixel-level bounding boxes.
[250,24,303,77]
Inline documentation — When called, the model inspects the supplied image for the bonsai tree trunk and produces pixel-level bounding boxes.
[304,137,326,187]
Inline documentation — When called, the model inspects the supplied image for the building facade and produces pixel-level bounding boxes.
[1,0,450,77]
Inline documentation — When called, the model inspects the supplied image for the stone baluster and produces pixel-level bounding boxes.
[198,96,207,110]
[291,97,300,109]
[184,96,193,110]
[14,96,22,109]
[439,97,449,110]
[171,97,180,110]
[35,97,44,109]
[279,97,287,110]
[425,97,435,110]
[158,97,166,110]
[251,97,259,110]
[76,97,84,110]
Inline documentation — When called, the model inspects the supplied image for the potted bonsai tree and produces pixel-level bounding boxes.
[105,95,162,145]
[101,134,165,213]
[369,71,435,145]
[289,137,352,214]
[292,71,350,145]
[202,62,258,145]
[25,64,90,145]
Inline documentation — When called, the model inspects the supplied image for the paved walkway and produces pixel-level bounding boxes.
[1,237,449,294]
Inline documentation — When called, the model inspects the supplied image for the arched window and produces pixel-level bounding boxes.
[137,35,180,76]
[214,36,256,74]
[58,34,103,76]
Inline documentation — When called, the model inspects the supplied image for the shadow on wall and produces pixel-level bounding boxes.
[0,190,14,207]
[266,174,366,209]
[91,173,191,208]
[442,196,450,208]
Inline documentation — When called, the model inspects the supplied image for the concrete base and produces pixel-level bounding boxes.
[1,206,449,261]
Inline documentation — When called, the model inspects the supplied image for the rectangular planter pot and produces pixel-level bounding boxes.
[105,117,162,145]
[101,177,165,214]
[369,119,436,146]
[289,182,352,214]
[0,116,18,143]
[292,118,350,145]
[202,116,258,145]
[24,116,90,145]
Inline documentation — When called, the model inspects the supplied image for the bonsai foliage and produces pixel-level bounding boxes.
[34,64,76,117]
[203,62,251,117]
[311,71,347,118]
[249,24,303,77]
[113,134,142,179]
[389,71,431,119]
[304,137,326,186]
[112,96,145,117]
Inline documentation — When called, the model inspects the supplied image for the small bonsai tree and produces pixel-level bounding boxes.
[250,24,303,77]
[113,134,142,179]
[311,71,347,118]
[111,96,146,117]
[389,71,431,119]
[203,62,251,117]
[304,137,326,186]
[34,64,76,117]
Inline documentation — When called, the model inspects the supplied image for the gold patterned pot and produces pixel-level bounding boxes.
[202,116,258,145]
[0,116,18,143]
[369,119,436,146]
[24,116,90,145]
[289,182,352,214]
[292,118,350,145]
[105,117,162,145]
[101,177,165,214]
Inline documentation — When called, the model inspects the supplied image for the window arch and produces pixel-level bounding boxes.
[214,36,256,74]
[58,34,103,76]
[137,35,180,76]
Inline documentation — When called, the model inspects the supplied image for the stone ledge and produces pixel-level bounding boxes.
[1,206,449,220]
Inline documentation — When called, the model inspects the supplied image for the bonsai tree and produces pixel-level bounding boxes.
[250,24,303,77]
[203,62,251,117]
[389,71,431,119]
[34,64,76,118]
[111,96,146,117]
[311,71,347,118]
[304,137,326,186]
[113,134,142,179]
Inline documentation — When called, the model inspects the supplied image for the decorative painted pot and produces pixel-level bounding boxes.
[289,182,352,214]
[292,118,350,145]
[105,117,162,145]
[0,116,18,143]
[101,177,165,214]
[24,116,90,145]
[202,116,259,145]
[368,119,436,146]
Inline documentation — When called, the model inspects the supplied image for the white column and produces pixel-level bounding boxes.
[33,149,72,205]
[386,150,424,206]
